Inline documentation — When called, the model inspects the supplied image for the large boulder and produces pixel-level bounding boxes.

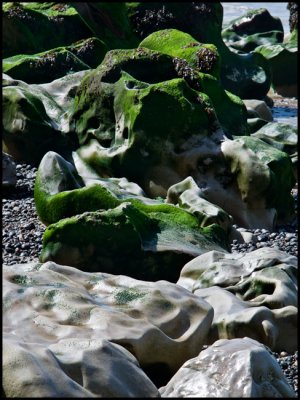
[39,201,228,281]
[126,2,272,99]
[3,261,214,390]
[159,338,296,397]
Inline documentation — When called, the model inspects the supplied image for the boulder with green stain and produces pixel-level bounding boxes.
[125,2,272,99]
[34,150,150,226]
[72,70,224,194]
[232,136,295,224]
[2,2,92,58]
[251,122,297,164]
[254,29,297,97]
[139,29,221,79]
[3,49,90,84]
[138,29,249,136]
[3,37,108,84]
[222,8,284,53]
[40,201,229,282]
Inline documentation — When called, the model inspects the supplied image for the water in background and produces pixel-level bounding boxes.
[222,3,297,126]
[222,3,290,35]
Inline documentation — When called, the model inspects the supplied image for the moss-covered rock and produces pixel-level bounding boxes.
[3,2,92,58]
[139,29,221,79]
[222,8,284,53]
[3,37,108,84]
[126,2,272,99]
[3,49,90,84]
[39,201,229,281]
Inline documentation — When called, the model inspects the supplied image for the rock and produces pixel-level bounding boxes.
[288,3,298,33]
[159,337,296,397]
[254,29,297,97]
[193,286,297,352]
[3,37,108,84]
[3,48,90,84]
[166,176,233,233]
[177,247,297,292]
[243,99,273,122]
[138,29,249,137]
[222,8,284,53]
[3,336,160,398]
[126,2,272,99]
[247,117,269,134]
[2,71,89,164]
[2,152,17,190]
[230,136,295,226]
[2,3,92,58]
[39,201,229,282]
[251,122,298,179]
[3,261,214,390]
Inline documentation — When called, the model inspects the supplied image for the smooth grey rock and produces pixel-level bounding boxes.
[3,335,160,398]
[177,247,297,291]
[243,99,273,121]
[194,286,297,352]
[3,261,213,388]
[159,337,296,397]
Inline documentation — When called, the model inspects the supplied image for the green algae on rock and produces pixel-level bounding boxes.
[39,202,229,282]
[2,2,92,58]
[3,37,108,84]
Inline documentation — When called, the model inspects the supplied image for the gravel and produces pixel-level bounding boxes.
[2,161,298,396]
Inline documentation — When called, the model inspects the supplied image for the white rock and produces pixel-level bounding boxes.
[3,261,214,396]
[159,337,296,397]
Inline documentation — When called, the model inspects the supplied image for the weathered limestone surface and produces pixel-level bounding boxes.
[159,337,296,397]
[3,261,214,395]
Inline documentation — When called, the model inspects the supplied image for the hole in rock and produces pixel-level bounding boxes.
[143,362,173,388]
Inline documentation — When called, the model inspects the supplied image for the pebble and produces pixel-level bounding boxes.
[2,161,298,396]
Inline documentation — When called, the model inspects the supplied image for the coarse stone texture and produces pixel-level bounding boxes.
[3,261,214,390]
[159,337,296,397]
[2,152,17,190]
